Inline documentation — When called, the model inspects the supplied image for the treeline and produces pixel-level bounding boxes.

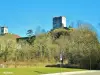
[0,25,100,69]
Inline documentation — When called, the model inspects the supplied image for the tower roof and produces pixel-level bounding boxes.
[0,26,8,28]
[53,16,66,18]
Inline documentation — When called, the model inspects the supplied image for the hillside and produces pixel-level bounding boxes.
[0,33,20,40]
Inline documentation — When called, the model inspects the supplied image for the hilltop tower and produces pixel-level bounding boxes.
[0,26,8,34]
[53,16,66,29]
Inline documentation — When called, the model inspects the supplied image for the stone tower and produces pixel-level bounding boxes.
[1,26,8,34]
[53,16,66,29]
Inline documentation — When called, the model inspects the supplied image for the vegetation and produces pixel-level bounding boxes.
[0,24,100,70]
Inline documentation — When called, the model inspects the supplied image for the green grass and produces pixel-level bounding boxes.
[0,67,85,75]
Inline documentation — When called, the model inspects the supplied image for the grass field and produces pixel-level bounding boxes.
[0,67,85,75]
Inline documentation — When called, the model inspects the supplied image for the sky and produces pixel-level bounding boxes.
[0,0,100,37]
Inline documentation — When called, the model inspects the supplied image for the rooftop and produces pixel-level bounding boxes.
[53,16,66,18]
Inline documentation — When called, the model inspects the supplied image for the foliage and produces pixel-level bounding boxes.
[27,29,33,37]
[0,25,100,69]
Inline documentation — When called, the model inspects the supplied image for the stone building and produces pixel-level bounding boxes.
[0,26,8,34]
[53,16,66,29]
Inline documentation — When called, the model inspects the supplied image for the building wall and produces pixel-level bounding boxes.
[4,27,8,34]
[53,16,66,29]
[62,17,66,27]
[1,27,8,34]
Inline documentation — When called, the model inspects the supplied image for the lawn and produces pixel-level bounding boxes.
[0,67,85,75]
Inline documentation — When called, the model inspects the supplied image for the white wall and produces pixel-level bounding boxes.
[4,28,8,34]
[62,17,66,27]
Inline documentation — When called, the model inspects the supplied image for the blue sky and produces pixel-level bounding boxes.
[0,0,100,37]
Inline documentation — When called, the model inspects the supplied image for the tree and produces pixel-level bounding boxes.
[26,29,35,44]
[68,25,100,69]
[0,39,16,62]
[27,29,33,37]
